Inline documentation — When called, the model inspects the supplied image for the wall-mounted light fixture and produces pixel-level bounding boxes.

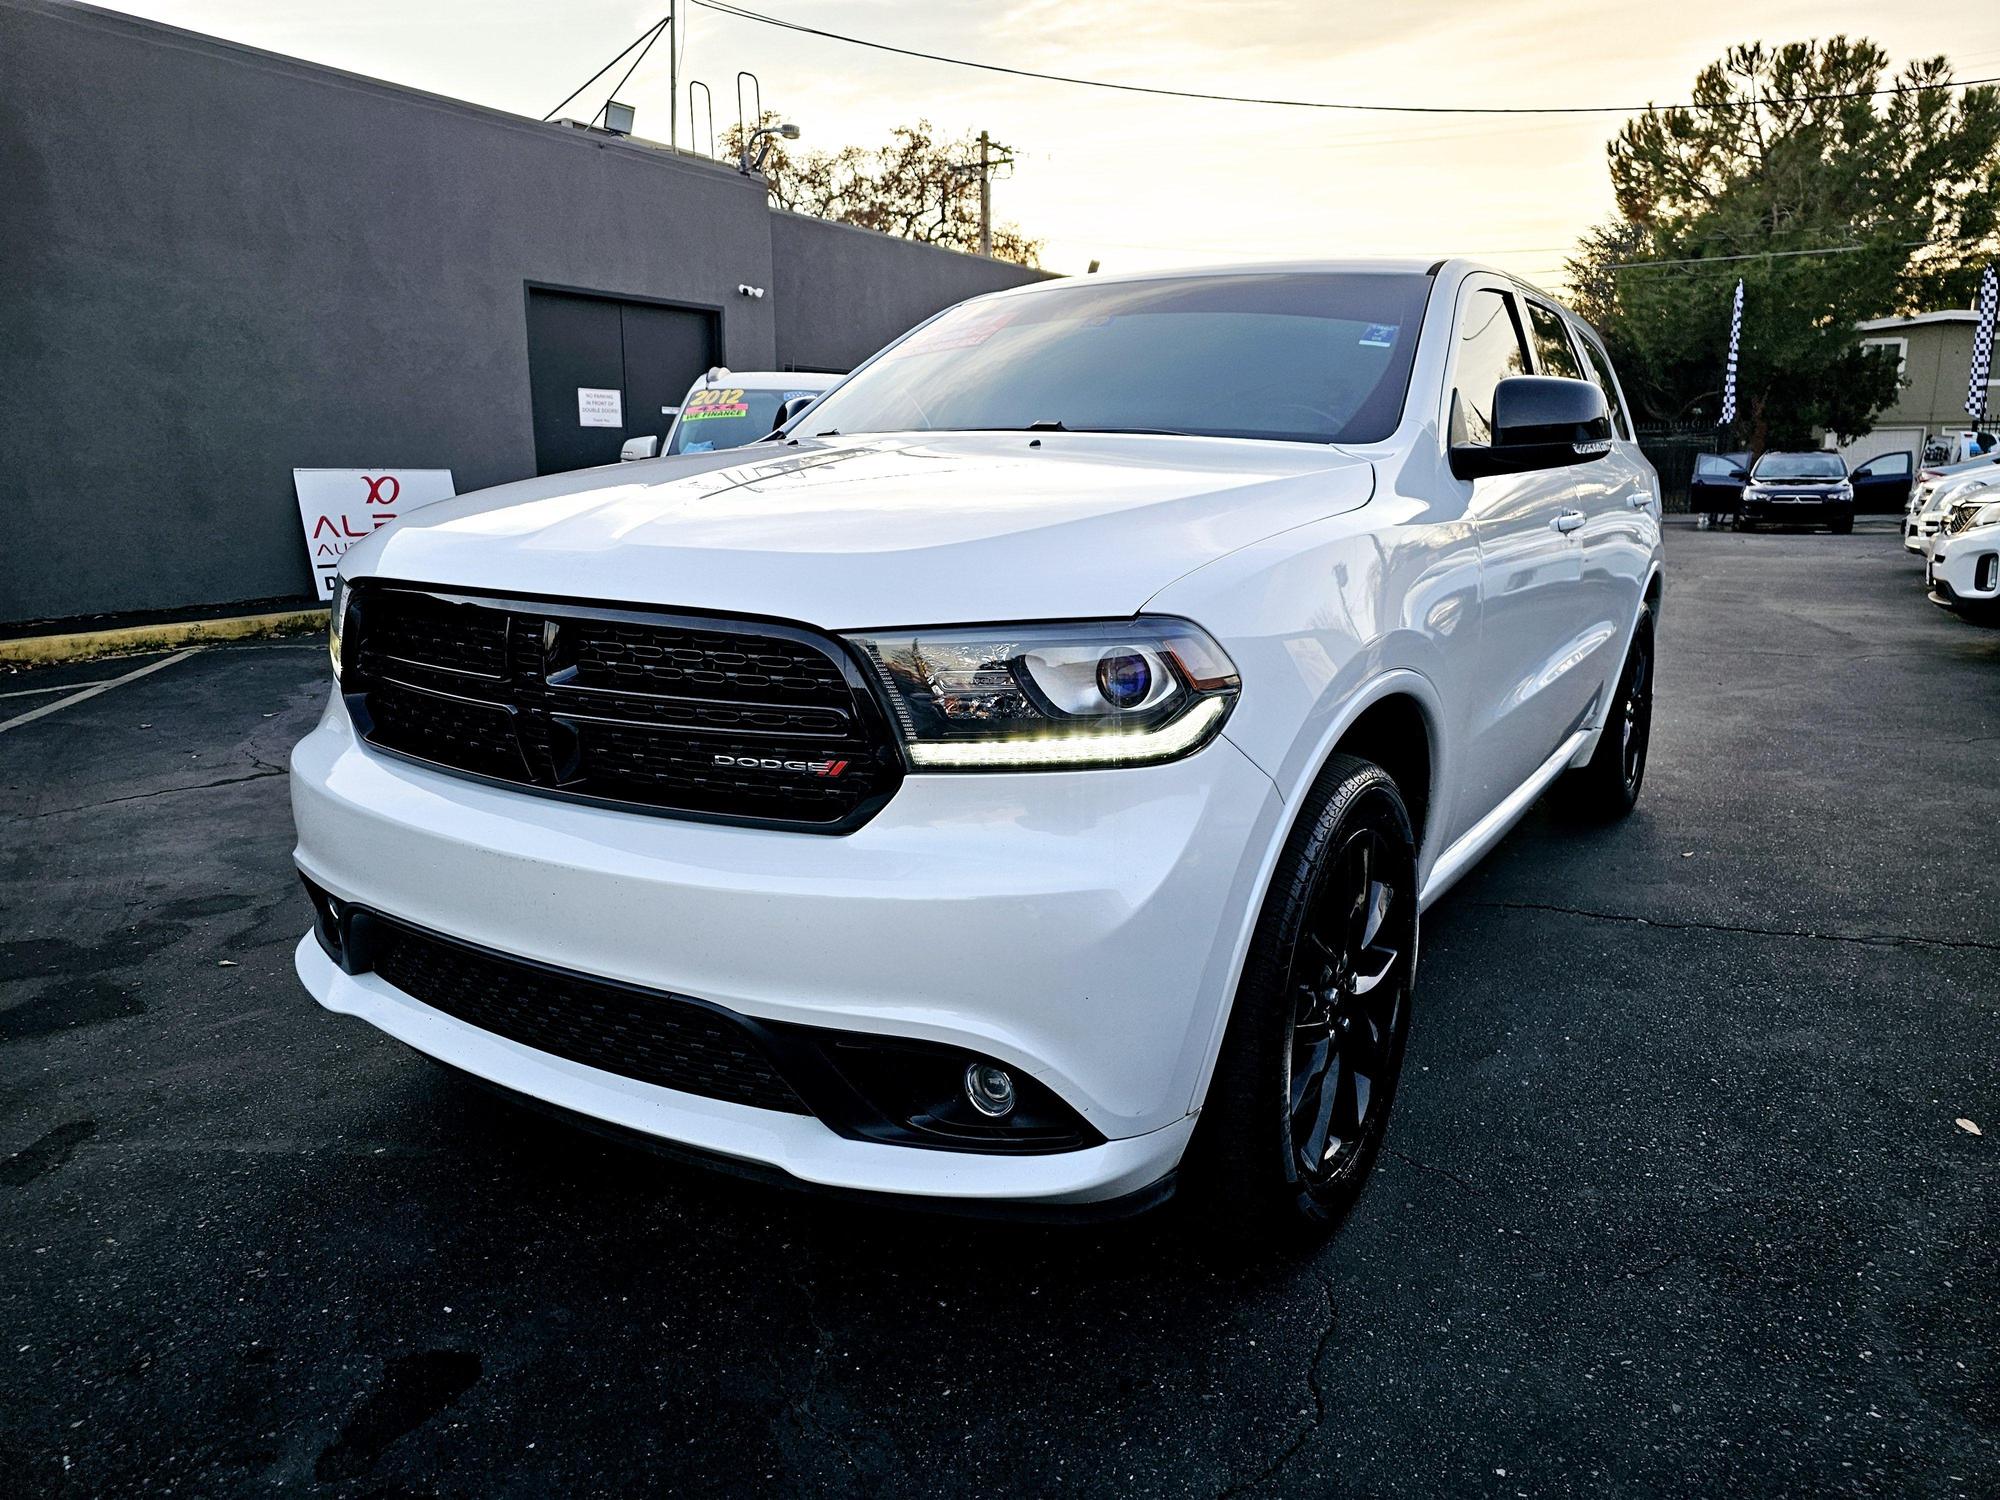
[603,100,636,136]
[740,121,801,175]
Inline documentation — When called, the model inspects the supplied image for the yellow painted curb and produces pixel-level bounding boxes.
[0,608,329,665]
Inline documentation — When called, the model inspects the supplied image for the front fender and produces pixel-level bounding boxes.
[1144,499,1482,870]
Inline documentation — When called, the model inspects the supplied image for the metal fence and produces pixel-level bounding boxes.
[1634,423,1728,513]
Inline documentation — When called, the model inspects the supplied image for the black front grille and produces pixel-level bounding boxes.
[343,586,902,830]
[370,920,808,1113]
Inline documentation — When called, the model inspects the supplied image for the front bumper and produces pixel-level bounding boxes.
[1739,495,1851,525]
[1930,533,2000,606]
[290,694,1284,1205]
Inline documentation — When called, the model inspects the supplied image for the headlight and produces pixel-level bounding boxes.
[1742,485,1767,498]
[327,575,349,679]
[1974,501,2000,529]
[1832,483,1854,500]
[845,618,1240,770]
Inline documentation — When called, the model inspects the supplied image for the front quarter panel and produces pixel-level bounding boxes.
[1145,450,1482,881]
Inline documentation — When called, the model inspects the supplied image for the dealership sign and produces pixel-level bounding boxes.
[293,469,456,600]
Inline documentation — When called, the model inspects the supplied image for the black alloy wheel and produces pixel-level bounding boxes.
[1556,601,1655,819]
[1616,619,1653,802]
[1185,754,1418,1237]
[1287,826,1411,1186]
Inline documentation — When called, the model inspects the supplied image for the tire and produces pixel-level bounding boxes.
[1183,754,1419,1239]
[1554,602,1655,820]
[1830,514,1853,535]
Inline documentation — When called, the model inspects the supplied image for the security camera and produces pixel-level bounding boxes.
[737,284,766,299]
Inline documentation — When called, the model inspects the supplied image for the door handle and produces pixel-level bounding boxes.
[1628,490,1655,509]
[1552,509,1586,533]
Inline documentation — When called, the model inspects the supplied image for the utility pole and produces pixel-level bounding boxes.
[978,129,992,258]
[947,131,1014,257]
[667,2,677,151]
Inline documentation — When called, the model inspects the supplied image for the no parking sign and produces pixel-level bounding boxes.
[293,469,456,600]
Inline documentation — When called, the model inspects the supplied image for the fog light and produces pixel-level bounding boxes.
[964,1061,1016,1118]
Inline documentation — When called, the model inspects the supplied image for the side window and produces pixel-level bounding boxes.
[1450,289,1530,447]
[1524,302,1585,380]
[1855,452,1911,480]
[1572,327,1633,441]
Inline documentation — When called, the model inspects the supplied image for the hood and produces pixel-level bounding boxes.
[344,432,1374,627]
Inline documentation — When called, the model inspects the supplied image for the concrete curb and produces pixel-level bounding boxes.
[0,608,329,665]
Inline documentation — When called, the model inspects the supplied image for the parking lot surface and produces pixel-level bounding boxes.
[3,520,1995,1497]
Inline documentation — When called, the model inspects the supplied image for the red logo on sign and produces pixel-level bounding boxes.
[362,475,401,507]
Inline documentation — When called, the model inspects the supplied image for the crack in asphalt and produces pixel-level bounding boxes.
[1469,899,2000,954]
[1382,1145,1488,1201]
[1217,1273,1338,1499]
[11,765,287,822]
[787,1261,865,1490]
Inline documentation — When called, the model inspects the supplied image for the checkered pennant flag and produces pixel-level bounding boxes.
[1718,278,1744,427]
[1968,264,1997,424]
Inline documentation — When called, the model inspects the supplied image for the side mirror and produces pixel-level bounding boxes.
[1450,376,1614,481]
[772,394,817,434]
[619,435,661,462]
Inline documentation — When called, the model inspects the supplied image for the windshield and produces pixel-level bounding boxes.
[796,271,1435,446]
[1752,451,1846,481]
[668,387,816,455]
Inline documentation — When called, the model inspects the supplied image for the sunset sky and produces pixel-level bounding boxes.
[99,1,2000,285]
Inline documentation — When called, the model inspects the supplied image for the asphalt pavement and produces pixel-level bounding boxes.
[2,518,1995,1497]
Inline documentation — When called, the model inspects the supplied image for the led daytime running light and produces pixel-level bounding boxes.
[906,695,1228,769]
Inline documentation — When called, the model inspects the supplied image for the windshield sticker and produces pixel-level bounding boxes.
[889,309,1020,359]
[683,387,749,421]
[1359,324,1398,348]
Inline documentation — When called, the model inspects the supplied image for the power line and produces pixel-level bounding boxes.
[1607,240,1938,271]
[594,15,672,128]
[542,15,667,121]
[690,0,1999,116]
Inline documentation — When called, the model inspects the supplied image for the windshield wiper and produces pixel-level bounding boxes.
[957,422,1198,438]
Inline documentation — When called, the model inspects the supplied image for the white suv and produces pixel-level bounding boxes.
[1928,493,2000,618]
[293,262,1662,1235]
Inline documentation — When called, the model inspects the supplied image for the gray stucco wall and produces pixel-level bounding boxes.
[769,211,1050,374]
[0,0,1054,626]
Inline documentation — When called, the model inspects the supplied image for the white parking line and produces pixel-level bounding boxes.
[0,649,203,735]
[0,678,121,700]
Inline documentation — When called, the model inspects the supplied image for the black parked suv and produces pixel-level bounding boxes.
[1738,451,1855,533]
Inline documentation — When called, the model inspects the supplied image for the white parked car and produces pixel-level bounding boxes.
[1927,495,2000,618]
[1921,478,2000,565]
[620,369,840,461]
[295,262,1663,1235]
[1907,454,2000,552]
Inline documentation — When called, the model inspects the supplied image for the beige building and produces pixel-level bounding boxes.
[1842,310,1994,467]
